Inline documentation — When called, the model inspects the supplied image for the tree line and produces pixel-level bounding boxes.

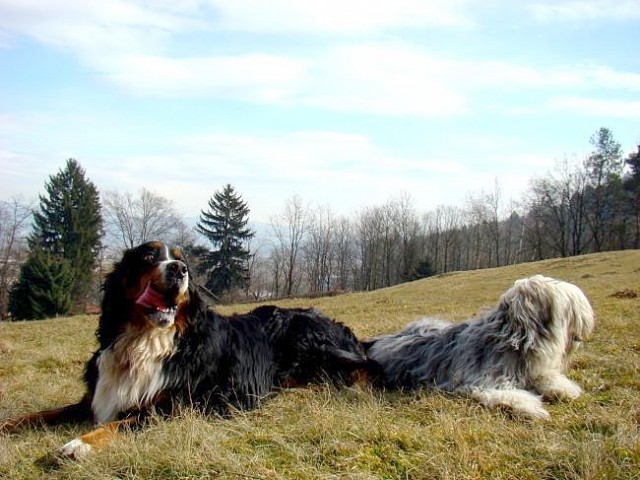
[1,127,638,319]
[253,127,639,296]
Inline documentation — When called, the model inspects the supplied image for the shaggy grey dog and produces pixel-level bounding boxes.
[365,275,595,419]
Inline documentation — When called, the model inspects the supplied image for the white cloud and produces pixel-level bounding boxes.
[447,61,640,91]
[0,0,200,59]
[582,66,640,91]
[103,53,307,102]
[548,96,640,119]
[90,41,471,118]
[99,130,544,221]
[93,40,640,118]
[211,0,474,33]
[0,0,472,57]
[528,0,640,22]
[2,1,638,120]
[300,43,468,117]
[83,130,477,220]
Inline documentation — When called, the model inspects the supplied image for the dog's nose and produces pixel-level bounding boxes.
[167,261,188,279]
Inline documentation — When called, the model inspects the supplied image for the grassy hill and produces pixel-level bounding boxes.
[1,250,638,479]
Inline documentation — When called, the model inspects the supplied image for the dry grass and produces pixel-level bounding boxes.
[1,250,639,479]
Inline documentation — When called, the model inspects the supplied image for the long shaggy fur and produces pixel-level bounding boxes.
[365,275,595,419]
[2,241,372,458]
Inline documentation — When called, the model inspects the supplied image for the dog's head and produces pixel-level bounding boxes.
[98,241,190,348]
[501,275,595,358]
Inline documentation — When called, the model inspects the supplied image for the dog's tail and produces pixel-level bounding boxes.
[325,346,383,387]
[1,395,92,432]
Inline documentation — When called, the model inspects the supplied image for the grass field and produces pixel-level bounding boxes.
[1,250,639,479]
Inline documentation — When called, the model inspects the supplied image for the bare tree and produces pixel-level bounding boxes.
[529,175,571,257]
[429,205,463,273]
[0,197,33,319]
[503,207,523,265]
[486,180,502,267]
[465,194,491,269]
[245,234,270,300]
[422,210,441,272]
[391,193,421,281]
[103,188,190,251]
[270,194,308,297]
[353,195,421,289]
[525,158,589,258]
[333,216,355,291]
[355,205,384,291]
[303,204,337,295]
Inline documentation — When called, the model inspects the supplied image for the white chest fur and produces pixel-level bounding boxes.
[92,326,176,424]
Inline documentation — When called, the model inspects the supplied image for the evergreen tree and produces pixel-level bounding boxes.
[9,249,73,320]
[585,127,623,186]
[406,258,435,281]
[583,128,623,252]
[196,184,254,297]
[28,159,103,313]
[624,144,640,248]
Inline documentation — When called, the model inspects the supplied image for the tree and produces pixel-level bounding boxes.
[303,205,338,295]
[9,249,73,320]
[103,188,192,251]
[28,159,102,313]
[406,258,435,280]
[333,216,355,291]
[624,144,640,248]
[0,197,33,319]
[196,184,254,297]
[391,193,421,282]
[585,127,624,187]
[584,128,623,251]
[270,195,308,297]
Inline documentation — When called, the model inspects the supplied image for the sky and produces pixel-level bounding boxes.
[1,0,639,224]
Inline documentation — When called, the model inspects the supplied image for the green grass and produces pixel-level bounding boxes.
[1,250,639,479]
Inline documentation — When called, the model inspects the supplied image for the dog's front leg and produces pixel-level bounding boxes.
[59,417,138,460]
[533,373,583,401]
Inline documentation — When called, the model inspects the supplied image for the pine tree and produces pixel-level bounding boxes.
[196,184,254,297]
[624,145,640,248]
[9,249,74,320]
[28,159,103,313]
[583,128,623,252]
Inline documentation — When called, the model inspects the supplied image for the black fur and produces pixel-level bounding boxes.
[83,241,372,419]
[249,305,372,387]
[1,241,375,454]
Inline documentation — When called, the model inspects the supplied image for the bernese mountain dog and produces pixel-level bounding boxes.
[1,241,373,458]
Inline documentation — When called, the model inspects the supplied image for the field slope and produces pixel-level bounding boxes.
[1,250,639,479]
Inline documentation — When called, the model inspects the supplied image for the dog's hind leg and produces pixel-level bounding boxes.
[0,396,92,432]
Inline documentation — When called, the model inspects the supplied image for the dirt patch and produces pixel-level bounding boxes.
[610,289,638,299]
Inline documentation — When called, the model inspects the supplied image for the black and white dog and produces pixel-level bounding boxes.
[365,275,595,419]
[2,241,373,458]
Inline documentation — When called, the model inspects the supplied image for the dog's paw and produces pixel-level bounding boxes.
[59,438,93,460]
[523,403,551,420]
[541,377,583,401]
[559,380,583,400]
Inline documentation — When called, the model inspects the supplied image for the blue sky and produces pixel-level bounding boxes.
[1,0,639,223]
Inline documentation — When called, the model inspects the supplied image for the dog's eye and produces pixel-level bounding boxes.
[143,251,156,264]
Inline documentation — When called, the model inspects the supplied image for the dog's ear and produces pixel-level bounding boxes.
[500,277,553,352]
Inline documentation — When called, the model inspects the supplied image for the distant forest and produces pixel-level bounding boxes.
[1,127,639,317]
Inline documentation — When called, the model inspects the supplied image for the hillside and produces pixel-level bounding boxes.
[1,250,639,479]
